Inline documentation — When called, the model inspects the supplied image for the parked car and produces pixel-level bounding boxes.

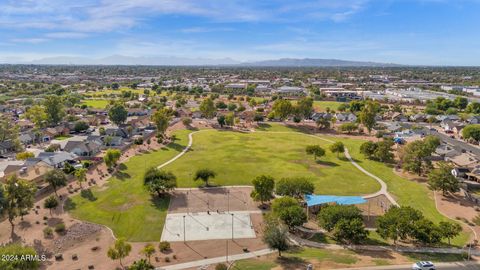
[412,261,435,270]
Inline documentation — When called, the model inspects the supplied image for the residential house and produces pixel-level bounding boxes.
[391,112,408,122]
[446,152,478,167]
[435,144,460,159]
[451,167,470,179]
[274,86,306,97]
[335,113,357,122]
[467,116,480,125]
[0,140,16,155]
[64,140,102,157]
[105,127,129,138]
[409,114,427,122]
[436,115,461,122]
[28,151,78,169]
[19,133,34,146]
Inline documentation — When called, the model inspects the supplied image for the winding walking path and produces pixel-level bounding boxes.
[161,129,398,206]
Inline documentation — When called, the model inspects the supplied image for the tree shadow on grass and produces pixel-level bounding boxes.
[80,189,97,201]
[339,156,362,163]
[315,160,339,167]
[275,254,307,270]
[150,195,170,211]
[167,142,187,152]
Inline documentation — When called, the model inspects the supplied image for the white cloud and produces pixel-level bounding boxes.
[0,0,370,34]
[44,32,89,39]
[10,38,49,44]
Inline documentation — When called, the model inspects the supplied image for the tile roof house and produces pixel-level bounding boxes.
[63,140,102,157]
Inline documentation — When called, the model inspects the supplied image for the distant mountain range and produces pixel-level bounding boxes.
[3,55,400,67]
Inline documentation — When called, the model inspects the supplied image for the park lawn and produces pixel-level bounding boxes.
[313,101,345,112]
[287,247,358,264]
[67,129,192,241]
[81,99,111,109]
[234,259,277,270]
[336,136,470,246]
[163,129,380,195]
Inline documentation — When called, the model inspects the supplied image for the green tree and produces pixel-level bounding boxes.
[143,167,177,197]
[129,259,154,270]
[0,244,40,270]
[0,118,20,144]
[438,221,462,245]
[182,117,192,127]
[428,162,459,195]
[305,145,325,160]
[200,98,216,119]
[107,238,132,269]
[194,168,216,186]
[217,115,226,127]
[376,206,423,245]
[141,244,155,263]
[272,99,293,120]
[44,169,67,197]
[412,218,442,245]
[74,168,87,189]
[329,142,345,157]
[271,196,298,214]
[462,125,480,142]
[359,101,379,134]
[104,149,122,170]
[401,139,437,175]
[277,204,307,230]
[74,121,89,132]
[262,215,289,256]
[44,195,58,216]
[15,151,34,160]
[275,177,314,199]
[43,95,65,126]
[108,102,128,126]
[315,117,330,129]
[333,217,368,244]
[2,176,37,233]
[25,105,48,128]
[317,205,362,232]
[151,108,172,137]
[466,102,480,114]
[294,97,314,119]
[338,123,358,134]
[225,112,235,126]
[250,175,275,206]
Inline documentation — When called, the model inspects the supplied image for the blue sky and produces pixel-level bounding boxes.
[0,0,479,65]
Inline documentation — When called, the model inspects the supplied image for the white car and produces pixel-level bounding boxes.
[412,261,436,270]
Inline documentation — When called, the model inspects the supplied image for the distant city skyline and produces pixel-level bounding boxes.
[1,0,479,66]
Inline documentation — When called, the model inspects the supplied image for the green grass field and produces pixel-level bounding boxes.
[81,99,111,109]
[313,101,345,112]
[163,129,380,195]
[67,130,192,241]
[68,123,470,245]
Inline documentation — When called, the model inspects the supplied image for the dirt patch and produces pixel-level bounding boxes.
[52,222,104,252]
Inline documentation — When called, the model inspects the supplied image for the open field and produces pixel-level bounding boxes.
[163,129,380,195]
[81,99,111,108]
[68,123,469,245]
[67,129,192,241]
[313,100,345,111]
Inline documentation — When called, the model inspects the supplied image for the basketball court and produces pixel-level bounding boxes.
[161,187,260,242]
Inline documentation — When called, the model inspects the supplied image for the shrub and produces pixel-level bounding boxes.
[215,263,228,270]
[55,223,66,234]
[43,227,53,238]
[159,241,170,252]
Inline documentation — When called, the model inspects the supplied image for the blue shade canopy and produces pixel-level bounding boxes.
[305,194,367,207]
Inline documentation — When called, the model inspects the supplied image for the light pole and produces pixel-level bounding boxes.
[183,215,186,243]
[226,239,228,263]
[231,213,234,240]
[227,190,230,213]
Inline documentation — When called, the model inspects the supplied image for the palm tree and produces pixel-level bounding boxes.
[193,168,216,187]
[74,168,87,189]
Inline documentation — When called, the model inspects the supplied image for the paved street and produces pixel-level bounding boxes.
[336,261,480,270]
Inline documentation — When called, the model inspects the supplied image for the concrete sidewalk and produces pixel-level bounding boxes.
[155,248,274,270]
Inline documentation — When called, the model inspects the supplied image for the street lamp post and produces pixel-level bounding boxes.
[183,215,186,243]
[231,213,234,240]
